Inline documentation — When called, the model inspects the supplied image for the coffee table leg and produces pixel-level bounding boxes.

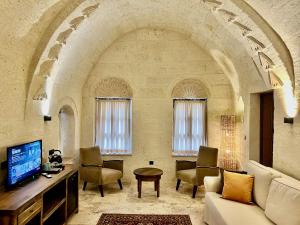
[157,179,160,198]
[154,180,157,191]
[138,179,142,198]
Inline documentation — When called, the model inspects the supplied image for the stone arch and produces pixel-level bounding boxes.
[94,77,133,98]
[58,105,75,159]
[26,0,264,117]
[171,79,210,99]
[53,96,80,162]
[53,96,79,117]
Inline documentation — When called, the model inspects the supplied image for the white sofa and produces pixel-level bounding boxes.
[203,160,300,225]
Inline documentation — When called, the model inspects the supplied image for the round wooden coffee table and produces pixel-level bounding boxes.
[133,167,163,198]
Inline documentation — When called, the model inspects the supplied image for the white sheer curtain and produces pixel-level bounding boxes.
[173,100,207,156]
[95,99,132,155]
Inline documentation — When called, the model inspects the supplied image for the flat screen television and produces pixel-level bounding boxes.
[6,140,42,189]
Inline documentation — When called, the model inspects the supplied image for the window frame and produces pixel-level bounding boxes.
[172,98,207,157]
[95,97,133,156]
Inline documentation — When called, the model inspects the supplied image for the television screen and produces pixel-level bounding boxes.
[7,140,42,188]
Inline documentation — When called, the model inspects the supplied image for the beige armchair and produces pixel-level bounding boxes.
[80,146,123,197]
[176,146,219,198]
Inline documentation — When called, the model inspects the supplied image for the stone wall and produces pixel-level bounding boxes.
[1,0,300,187]
[273,90,300,179]
[81,29,235,184]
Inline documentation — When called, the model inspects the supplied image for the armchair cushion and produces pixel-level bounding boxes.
[101,168,122,185]
[176,169,196,184]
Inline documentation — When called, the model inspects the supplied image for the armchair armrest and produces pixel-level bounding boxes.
[176,160,196,171]
[103,160,123,173]
[80,164,102,183]
[195,166,219,186]
[196,166,219,169]
[81,164,102,168]
[204,176,221,193]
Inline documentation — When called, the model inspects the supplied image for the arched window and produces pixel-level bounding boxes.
[94,78,133,155]
[172,79,209,156]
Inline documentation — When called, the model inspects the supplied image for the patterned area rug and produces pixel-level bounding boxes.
[97,213,193,225]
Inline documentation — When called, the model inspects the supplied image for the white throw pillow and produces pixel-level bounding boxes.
[265,178,300,225]
[247,161,279,209]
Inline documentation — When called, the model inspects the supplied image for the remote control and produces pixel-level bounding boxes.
[42,173,52,178]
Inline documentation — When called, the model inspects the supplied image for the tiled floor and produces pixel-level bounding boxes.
[67,182,206,225]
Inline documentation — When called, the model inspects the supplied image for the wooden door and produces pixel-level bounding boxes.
[260,92,274,167]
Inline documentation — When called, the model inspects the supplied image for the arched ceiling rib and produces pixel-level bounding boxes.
[26,0,86,94]
[203,0,294,91]
[27,0,290,115]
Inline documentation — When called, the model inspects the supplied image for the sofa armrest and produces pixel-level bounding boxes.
[176,160,196,171]
[103,160,123,173]
[204,176,221,193]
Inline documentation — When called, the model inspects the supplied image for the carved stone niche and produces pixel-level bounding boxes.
[56,29,73,44]
[233,21,252,36]
[33,78,48,101]
[94,78,133,98]
[172,79,209,99]
[38,59,56,78]
[70,16,85,30]
[48,43,63,60]
[269,71,283,89]
[217,9,237,22]
[203,0,223,11]
[82,3,100,17]
[246,36,265,52]
[258,52,274,71]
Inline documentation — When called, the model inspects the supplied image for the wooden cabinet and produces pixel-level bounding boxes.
[18,199,42,225]
[0,165,78,225]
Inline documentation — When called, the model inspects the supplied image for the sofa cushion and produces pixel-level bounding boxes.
[247,160,279,209]
[222,171,254,204]
[204,192,274,225]
[217,168,247,194]
[176,169,196,184]
[265,178,300,225]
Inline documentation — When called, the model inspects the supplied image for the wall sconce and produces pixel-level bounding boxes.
[44,115,52,122]
[284,117,294,124]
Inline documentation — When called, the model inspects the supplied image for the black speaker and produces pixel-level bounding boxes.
[44,115,52,121]
[284,117,294,124]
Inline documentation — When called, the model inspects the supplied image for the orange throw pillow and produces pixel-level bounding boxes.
[222,170,254,204]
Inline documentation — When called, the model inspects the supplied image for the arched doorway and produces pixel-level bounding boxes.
[58,105,75,160]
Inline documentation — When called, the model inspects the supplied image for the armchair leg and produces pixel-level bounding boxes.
[83,181,87,191]
[118,179,123,190]
[192,185,198,198]
[176,179,181,191]
[98,185,104,197]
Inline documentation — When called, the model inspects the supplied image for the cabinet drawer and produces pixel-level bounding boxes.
[18,199,42,225]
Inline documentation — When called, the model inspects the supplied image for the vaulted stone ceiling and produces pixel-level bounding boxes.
[1,0,299,117]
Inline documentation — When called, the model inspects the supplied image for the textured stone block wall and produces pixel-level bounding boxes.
[81,29,235,184]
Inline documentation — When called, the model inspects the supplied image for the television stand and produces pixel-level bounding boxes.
[0,164,78,225]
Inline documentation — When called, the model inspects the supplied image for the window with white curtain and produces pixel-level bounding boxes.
[95,98,132,155]
[173,99,207,156]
